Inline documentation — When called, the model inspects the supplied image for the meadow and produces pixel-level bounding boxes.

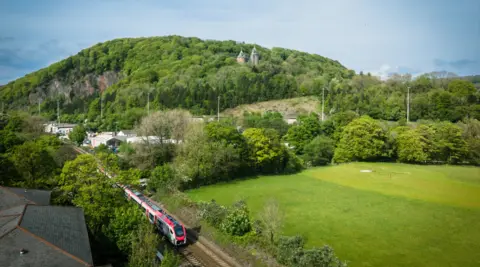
[187,163,480,267]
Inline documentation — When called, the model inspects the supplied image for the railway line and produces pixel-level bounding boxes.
[70,145,241,267]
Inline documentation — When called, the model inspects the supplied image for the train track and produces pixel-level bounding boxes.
[70,145,241,267]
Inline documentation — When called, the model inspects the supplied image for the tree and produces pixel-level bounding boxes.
[302,136,335,166]
[10,141,57,188]
[333,116,387,163]
[259,199,283,244]
[243,128,285,172]
[276,235,305,266]
[284,113,321,154]
[58,154,124,234]
[69,124,87,146]
[147,164,177,193]
[396,129,430,163]
[105,204,144,255]
[128,222,160,267]
[431,122,467,163]
[160,249,182,267]
[221,205,251,236]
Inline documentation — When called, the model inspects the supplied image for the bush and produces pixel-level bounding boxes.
[299,246,347,267]
[221,208,252,236]
[283,150,305,173]
[197,200,228,228]
[276,235,305,266]
[302,135,335,166]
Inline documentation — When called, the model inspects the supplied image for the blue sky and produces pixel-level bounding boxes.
[0,0,479,84]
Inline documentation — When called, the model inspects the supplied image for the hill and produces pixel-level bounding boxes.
[0,36,478,131]
[0,36,351,127]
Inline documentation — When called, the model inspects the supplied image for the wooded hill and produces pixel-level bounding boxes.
[0,35,478,131]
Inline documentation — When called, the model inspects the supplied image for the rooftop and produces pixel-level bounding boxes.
[0,187,93,267]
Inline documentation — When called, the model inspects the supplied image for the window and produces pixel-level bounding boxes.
[149,212,154,222]
[174,225,184,237]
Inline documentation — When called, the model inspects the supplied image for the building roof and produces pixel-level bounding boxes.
[118,130,136,135]
[4,187,51,205]
[0,187,93,267]
[251,46,258,55]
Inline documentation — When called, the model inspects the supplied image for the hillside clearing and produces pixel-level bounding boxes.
[221,96,320,118]
[187,163,480,267]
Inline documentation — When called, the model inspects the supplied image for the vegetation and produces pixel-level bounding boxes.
[69,124,87,146]
[187,162,480,267]
[1,36,478,133]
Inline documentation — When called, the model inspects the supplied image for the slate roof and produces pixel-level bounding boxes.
[4,187,51,205]
[0,187,93,267]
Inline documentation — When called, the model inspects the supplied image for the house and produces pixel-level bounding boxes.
[44,123,77,135]
[0,186,93,267]
[126,136,181,145]
[117,130,137,138]
[89,133,126,148]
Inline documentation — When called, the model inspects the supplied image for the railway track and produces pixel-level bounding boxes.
[70,145,241,267]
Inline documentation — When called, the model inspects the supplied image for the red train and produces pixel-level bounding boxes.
[98,166,187,246]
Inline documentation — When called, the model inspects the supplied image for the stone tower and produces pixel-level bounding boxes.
[250,46,259,66]
[237,49,247,64]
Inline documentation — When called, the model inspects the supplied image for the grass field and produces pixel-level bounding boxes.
[187,163,480,267]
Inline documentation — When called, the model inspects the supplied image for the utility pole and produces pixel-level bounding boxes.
[57,99,60,125]
[147,92,150,116]
[321,86,325,121]
[1,102,3,115]
[38,99,41,115]
[217,96,220,122]
[100,93,103,121]
[406,86,410,123]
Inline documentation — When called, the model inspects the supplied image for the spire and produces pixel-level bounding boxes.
[237,49,246,58]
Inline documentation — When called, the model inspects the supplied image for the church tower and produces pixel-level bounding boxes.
[237,49,247,64]
[250,46,259,66]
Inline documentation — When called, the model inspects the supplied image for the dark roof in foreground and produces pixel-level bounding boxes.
[4,187,51,205]
[0,187,93,267]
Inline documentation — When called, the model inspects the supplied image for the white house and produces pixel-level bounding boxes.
[117,130,137,137]
[44,123,77,135]
[126,136,181,145]
[89,133,126,148]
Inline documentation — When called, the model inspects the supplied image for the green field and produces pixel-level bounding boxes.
[187,163,480,267]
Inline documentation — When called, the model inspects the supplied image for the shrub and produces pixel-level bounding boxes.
[197,200,228,228]
[276,235,305,266]
[302,135,335,166]
[221,208,252,236]
[299,246,347,267]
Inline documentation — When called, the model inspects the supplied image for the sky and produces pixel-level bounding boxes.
[0,0,479,84]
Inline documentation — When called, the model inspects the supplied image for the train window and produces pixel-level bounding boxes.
[149,212,154,221]
[174,225,184,237]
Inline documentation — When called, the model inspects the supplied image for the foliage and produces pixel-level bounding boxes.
[302,135,335,166]
[243,128,285,172]
[10,141,57,188]
[396,129,430,163]
[284,113,321,154]
[298,246,347,267]
[198,200,228,228]
[333,116,387,163]
[242,111,290,136]
[431,122,468,163]
[105,204,144,255]
[221,204,252,236]
[160,249,182,267]
[69,124,87,146]
[58,154,124,234]
[128,221,160,267]
[147,163,177,193]
[276,235,305,265]
[259,199,283,244]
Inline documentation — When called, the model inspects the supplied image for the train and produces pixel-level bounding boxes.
[97,166,188,246]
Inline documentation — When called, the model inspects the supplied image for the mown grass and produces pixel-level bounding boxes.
[187,163,480,267]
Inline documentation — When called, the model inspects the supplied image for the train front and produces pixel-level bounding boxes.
[174,224,187,246]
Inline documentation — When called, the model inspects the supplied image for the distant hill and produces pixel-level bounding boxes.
[0,35,351,124]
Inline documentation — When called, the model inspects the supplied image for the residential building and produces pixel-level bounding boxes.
[117,130,137,138]
[0,186,93,267]
[44,123,77,135]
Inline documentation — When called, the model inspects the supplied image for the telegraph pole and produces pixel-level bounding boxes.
[100,93,103,120]
[217,96,220,122]
[38,99,41,115]
[321,86,325,121]
[406,86,410,123]
[147,92,150,116]
[57,99,60,125]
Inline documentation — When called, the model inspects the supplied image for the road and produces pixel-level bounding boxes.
[70,145,242,267]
